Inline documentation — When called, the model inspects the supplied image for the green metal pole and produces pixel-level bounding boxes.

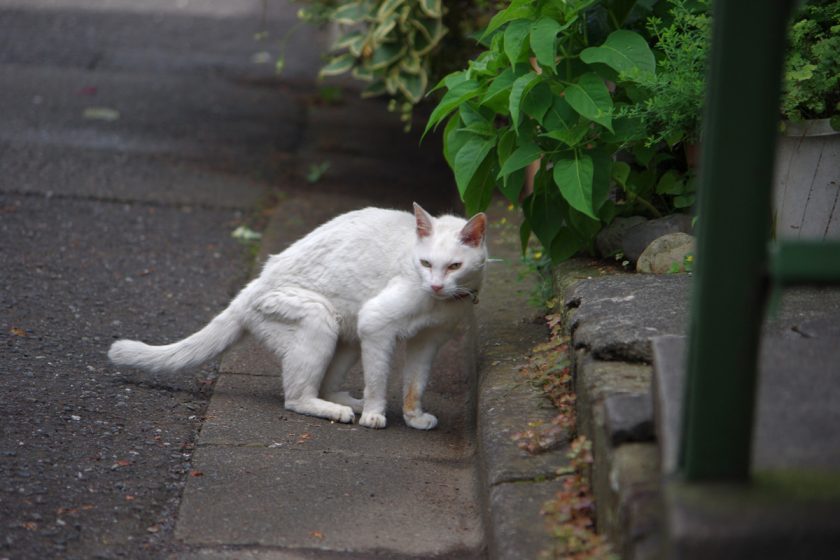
[679,0,795,480]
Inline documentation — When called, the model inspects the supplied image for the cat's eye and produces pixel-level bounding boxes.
[420,259,432,268]
[448,262,462,271]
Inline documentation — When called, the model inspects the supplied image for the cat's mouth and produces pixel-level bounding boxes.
[428,287,479,304]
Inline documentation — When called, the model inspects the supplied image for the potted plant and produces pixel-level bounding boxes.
[618,0,839,240]
[774,0,840,240]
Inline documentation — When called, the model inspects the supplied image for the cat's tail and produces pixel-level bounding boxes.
[108,302,245,373]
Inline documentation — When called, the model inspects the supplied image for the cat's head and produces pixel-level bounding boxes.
[412,203,487,301]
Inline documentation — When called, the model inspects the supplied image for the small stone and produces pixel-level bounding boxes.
[622,214,693,263]
[603,393,655,446]
[636,233,695,274]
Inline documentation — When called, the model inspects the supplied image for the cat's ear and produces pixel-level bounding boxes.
[460,213,487,247]
[413,202,434,238]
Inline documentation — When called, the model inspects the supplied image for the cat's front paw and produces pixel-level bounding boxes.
[404,412,438,430]
[359,411,387,429]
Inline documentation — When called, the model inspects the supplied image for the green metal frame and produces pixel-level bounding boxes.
[772,242,840,286]
[679,0,797,481]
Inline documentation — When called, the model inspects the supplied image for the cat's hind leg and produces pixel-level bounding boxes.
[253,289,355,424]
[319,340,363,414]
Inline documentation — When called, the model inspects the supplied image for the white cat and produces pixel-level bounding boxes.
[108,203,487,430]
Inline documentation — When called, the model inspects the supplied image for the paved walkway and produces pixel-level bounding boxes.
[1,1,567,558]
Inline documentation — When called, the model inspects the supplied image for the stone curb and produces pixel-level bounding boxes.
[473,204,570,560]
[553,260,671,560]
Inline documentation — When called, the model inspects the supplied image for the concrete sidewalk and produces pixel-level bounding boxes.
[0,1,577,557]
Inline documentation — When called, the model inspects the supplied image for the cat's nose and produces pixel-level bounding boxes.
[431,284,444,293]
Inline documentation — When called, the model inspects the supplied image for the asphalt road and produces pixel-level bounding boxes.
[0,1,320,557]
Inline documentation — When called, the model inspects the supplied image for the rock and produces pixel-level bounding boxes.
[596,216,648,258]
[603,393,655,446]
[622,214,693,263]
[636,233,695,274]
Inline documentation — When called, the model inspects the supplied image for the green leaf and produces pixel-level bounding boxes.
[553,153,597,219]
[601,116,646,143]
[564,73,613,132]
[372,14,398,41]
[461,149,499,215]
[361,80,387,98]
[550,226,587,262]
[428,70,466,95]
[319,53,355,77]
[541,123,589,147]
[369,43,404,70]
[589,148,613,213]
[412,17,446,54]
[397,71,427,103]
[417,0,442,18]
[479,68,517,113]
[580,30,655,79]
[377,0,404,19]
[482,0,538,39]
[519,220,532,255]
[495,129,525,203]
[673,194,695,208]
[567,206,601,243]
[498,141,540,180]
[424,79,482,137]
[496,128,517,165]
[459,102,493,128]
[332,30,365,54]
[541,97,589,147]
[522,191,563,250]
[443,114,466,168]
[530,17,561,70]
[332,2,370,24]
[454,136,496,196]
[504,19,532,66]
[509,71,541,130]
[656,170,685,195]
[543,96,576,130]
[632,143,657,167]
[521,81,552,124]
[612,161,631,187]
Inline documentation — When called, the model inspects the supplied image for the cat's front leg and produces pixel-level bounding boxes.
[357,332,393,428]
[357,281,419,429]
[357,313,398,429]
[402,329,447,430]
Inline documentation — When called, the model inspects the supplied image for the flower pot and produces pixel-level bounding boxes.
[773,118,840,240]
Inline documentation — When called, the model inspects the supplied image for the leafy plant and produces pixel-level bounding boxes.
[287,0,488,126]
[618,0,710,147]
[317,0,446,104]
[626,0,840,138]
[782,0,840,124]
[424,0,691,263]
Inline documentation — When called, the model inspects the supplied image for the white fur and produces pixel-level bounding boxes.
[108,204,487,430]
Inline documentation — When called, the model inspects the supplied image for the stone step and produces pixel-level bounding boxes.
[651,289,840,559]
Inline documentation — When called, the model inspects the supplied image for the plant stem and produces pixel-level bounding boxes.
[628,191,663,218]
